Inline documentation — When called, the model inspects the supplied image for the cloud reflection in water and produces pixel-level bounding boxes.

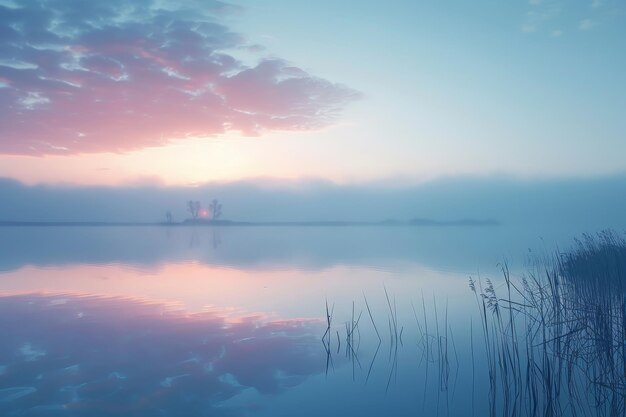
[0,293,324,416]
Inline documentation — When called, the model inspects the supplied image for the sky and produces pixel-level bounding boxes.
[0,0,624,187]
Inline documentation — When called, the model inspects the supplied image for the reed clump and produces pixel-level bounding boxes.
[471,230,626,417]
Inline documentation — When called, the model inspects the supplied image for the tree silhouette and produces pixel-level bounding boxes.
[209,199,222,220]
[187,200,201,219]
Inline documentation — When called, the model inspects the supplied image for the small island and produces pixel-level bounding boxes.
[0,198,499,228]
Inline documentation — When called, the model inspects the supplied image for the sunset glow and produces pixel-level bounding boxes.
[0,0,623,186]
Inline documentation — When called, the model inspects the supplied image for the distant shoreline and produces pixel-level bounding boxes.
[0,218,499,227]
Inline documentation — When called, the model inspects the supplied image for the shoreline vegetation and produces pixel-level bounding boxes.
[325,230,626,416]
[470,230,626,416]
[0,218,499,227]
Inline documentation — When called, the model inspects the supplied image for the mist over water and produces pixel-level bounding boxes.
[1,171,625,416]
[2,175,626,229]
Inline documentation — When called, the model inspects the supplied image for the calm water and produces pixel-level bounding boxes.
[0,225,588,416]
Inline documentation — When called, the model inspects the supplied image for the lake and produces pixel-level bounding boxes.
[0,225,614,416]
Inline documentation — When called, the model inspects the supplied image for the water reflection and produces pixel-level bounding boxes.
[0,225,568,273]
[0,225,606,416]
[320,294,471,416]
[0,294,324,416]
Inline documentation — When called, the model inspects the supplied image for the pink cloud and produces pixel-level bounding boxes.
[0,1,360,155]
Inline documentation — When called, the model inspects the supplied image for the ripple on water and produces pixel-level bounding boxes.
[0,386,37,402]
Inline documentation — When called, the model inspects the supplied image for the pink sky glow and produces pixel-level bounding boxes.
[0,1,359,156]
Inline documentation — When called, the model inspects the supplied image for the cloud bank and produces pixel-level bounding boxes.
[0,0,360,155]
[1,175,625,228]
